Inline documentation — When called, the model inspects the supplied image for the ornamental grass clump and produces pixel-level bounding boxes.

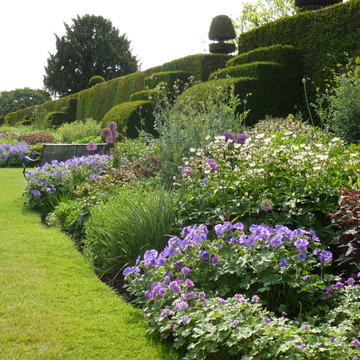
[177,118,360,243]
[24,154,113,215]
[124,221,360,359]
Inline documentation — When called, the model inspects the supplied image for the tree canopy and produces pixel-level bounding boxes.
[0,88,51,116]
[235,0,297,34]
[43,14,139,98]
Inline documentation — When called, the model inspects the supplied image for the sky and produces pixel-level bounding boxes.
[0,0,249,93]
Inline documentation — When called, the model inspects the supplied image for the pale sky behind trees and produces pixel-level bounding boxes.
[0,0,252,92]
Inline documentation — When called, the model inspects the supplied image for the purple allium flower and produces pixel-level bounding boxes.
[105,136,114,144]
[181,267,192,276]
[263,317,271,323]
[86,142,97,152]
[182,315,189,324]
[260,199,274,211]
[346,277,355,286]
[234,133,250,144]
[158,287,167,296]
[211,255,220,265]
[279,259,288,267]
[181,166,193,177]
[230,320,239,327]
[111,129,119,139]
[122,265,140,276]
[297,252,307,260]
[199,251,210,260]
[101,128,112,138]
[206,158,217,172]
[107,121,117,130]
[223,131,234,142]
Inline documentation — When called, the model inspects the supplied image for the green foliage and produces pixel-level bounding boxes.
[44,98,77,128]
[151,80,249,183]
[208,15,236,41]
[177,118,360,242]
[76,72,147,122]
[237,0,360,92]
[57,118,102,143]
[124,221,360,359]
[144,71,191,90]
[235,0,297,34]
[130,89,158,101]
[209,42,236,55]
[295,0,342,12]
[88,75,105,87]
[153,54,232,82]
[0,87,51,117]
[44,14,139,97]
[83,187,178,276]
[101,100,155,139]
[313,57,360,143]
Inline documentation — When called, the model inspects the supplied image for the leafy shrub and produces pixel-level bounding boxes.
[314,57,360,143]
[57,118,102,143]
[24,154,113,215]
[101,100,155,139]
[83,187,178,277]
[177,118,360,242]
[20,130,55,145]
[150,80,249,183]
[124,221,360,359]
[144,71,190,91]
[330,188,360,278]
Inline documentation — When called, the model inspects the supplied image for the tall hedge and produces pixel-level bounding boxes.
[237,0,360,88]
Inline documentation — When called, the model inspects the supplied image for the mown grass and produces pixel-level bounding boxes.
[0,168,180,360]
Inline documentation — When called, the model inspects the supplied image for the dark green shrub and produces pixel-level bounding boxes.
[88,75,105,87]
[44,98,77,128]
[295,0,342,11]
[237,0,360,91]
[208,15,236,41]
[101,100,155,138]
[209,61,282,80]
[0,117,4,125]
[19,104,27,109]
[153,54,232,82]
[209,42,236,54]
[144,70,190,90]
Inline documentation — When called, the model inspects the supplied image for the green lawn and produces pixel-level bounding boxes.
[0,168,179,360]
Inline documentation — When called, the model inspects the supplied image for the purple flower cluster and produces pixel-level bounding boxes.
[0,142,33,166]
[101,121,119,144]
[223,131,250,144]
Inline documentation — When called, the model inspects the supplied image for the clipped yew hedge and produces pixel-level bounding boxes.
[101,100,156,138]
